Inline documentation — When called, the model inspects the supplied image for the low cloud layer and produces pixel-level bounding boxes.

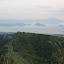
[58,25,64,27]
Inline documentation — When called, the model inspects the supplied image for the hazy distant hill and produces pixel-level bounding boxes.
[0,18,64,26]
[0,32,15,35]
[53,34,64,37]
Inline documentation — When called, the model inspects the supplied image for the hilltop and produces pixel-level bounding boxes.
[12,32,64,64]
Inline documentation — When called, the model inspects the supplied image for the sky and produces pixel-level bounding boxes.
[0,0,64,34]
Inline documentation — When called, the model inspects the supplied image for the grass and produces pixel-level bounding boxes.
[14,49,40,64]
[5,42,25,64]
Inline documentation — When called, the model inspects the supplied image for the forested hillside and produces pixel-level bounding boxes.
[0,34,25,64]
[0,32,64,64]
[0,35,10,64]
[13,32,64,64]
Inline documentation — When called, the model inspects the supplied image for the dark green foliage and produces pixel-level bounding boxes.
[0,35,10,57]
[12,32,64,64]
[0,35,13,64]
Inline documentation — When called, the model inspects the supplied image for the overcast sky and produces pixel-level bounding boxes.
[0,0,64,34]
[0,0,64,19]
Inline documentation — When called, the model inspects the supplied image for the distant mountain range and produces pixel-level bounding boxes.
[53,34,64,37]
[0,17,64,25]
[0,23,31,26]
[0,32,15,35]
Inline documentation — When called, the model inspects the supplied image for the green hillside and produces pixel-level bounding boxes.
[0,34,25,64]
[0,32,64,64]
[12,32,64,64]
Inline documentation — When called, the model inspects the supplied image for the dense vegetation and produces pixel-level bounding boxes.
[13,32,64,64]
[0,32,64,64]
[0,35,10,64]
[0,34,26,64]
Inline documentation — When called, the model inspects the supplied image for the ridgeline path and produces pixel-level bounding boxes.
[10,42,29,64]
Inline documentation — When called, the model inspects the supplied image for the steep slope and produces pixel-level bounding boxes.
[12,32,64,64]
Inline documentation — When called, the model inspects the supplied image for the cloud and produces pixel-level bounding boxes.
[0,0,64,19]
[58,22,64,25]
[39,0,64,8]
[40,6,52,8]
[58,25,64,27]
[35,23,46,26]
[57,22,64,27]
[51,8,64,17]
[0,0,64,34]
